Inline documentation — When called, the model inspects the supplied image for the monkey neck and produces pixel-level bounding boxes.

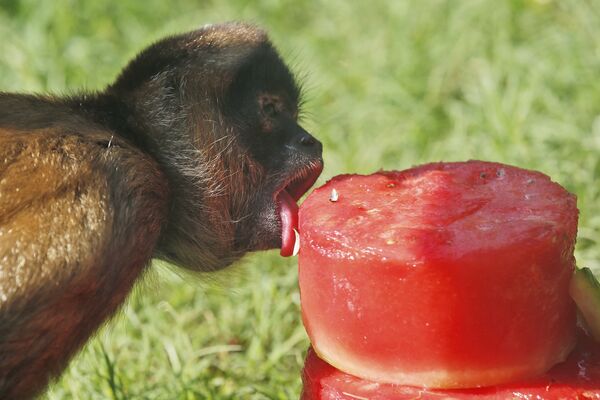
[64,91,235,270]
[65,92,150,150]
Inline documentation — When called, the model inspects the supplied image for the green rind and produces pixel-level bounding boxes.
[569,267,600,342]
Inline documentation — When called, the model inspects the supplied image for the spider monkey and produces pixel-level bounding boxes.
[0,22,323,399]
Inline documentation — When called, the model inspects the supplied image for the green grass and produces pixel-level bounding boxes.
[1,0,600,398]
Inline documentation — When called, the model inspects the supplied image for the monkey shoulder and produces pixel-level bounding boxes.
[0,126,169,303]
[0,126,169,399]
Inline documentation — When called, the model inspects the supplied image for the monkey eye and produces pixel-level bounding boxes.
[262,102,278,118]
[258,94,284,122]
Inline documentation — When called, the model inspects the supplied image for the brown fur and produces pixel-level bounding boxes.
[0,128,169,398]
[0,22,323,398]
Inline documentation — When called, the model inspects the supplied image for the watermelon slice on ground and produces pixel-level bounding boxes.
[301,329,600,400]
[298,161,579,388]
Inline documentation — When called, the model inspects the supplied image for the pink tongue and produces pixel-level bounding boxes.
[278,190,299,257]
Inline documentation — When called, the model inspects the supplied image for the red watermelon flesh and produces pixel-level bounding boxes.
[301,330,600,400]
[298,161,579,388]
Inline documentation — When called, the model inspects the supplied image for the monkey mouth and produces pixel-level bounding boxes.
[275,162,323,257]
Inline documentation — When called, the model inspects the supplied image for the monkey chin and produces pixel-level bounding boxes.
[236,160,323,257]
[156,157,322,273]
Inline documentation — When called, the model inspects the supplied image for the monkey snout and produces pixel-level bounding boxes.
[295,130,323,158]
[299,133,316,146]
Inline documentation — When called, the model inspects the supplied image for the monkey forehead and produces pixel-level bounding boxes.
[189,22,270,49]
[110,22,280,94]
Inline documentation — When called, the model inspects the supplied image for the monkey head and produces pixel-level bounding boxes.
[102,23,323,271]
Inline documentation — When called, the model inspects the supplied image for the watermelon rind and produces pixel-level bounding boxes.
[569,267,600,342]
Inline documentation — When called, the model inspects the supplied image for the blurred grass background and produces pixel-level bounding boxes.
[1,0,600,398]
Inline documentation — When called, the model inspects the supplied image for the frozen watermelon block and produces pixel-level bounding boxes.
[301,329,600,400]
[298,161,579,388]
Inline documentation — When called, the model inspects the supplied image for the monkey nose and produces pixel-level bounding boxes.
[299,134,316,146]
[297,132,322,155]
